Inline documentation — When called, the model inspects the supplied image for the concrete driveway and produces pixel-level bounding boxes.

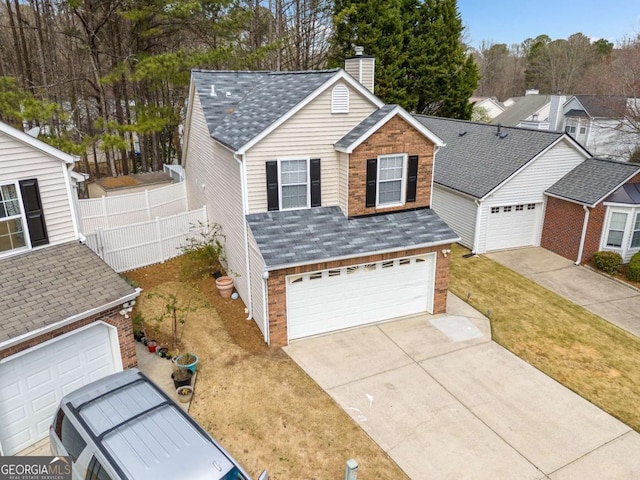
[486,247,640,338]
[284,295,640,479]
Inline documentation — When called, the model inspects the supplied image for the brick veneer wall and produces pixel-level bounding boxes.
[0,306,137,369]
[348,115,434,217]
[542,172,640,264]
[266,244,451,347]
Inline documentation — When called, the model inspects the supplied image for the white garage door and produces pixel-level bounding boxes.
[287,254,435,340]
[0,323,120,455]
[485,203,542,252]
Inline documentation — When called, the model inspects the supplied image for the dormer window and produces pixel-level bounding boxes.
[331,84,349,113]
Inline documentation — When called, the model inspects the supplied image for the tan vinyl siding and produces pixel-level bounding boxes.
[248,228,266,339]
[183,92,249,301]
[0,132,76,246]
[338,151,349,215]
[244,82,378,213]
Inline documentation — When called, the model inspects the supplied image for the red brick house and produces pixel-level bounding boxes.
[182,55,458,347]
[543,158,640,264]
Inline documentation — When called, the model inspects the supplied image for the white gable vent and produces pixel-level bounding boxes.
[331,84,349,113]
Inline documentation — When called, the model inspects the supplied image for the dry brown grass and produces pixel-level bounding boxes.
[126,258,408,480]
[449,244,640,432]
[99,176,139,188]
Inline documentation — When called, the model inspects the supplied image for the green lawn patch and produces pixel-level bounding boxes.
[449,244,640,432]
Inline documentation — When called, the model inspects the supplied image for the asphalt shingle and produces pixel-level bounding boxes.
[414,116,566,199]
[246,206,459,269]
[0,242,136,342]
[335,104,397,150]
[573,95,627,118]
[491,95,551,127]
[192,69,339,151]
[546,157,640,206]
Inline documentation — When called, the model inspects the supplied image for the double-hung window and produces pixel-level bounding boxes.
[631,213,640,249]
[606,212,627,248]
[280,159,309,210]
[0,183,27,253]
[377,154,406,206]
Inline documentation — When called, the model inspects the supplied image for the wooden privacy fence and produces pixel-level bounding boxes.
[84,207,207,273]
[78,182,188,233]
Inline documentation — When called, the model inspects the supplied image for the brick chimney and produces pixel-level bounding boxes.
[345,46,375,94]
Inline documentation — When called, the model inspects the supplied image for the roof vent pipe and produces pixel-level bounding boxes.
[354,46,364,56]
[496,124,502,136]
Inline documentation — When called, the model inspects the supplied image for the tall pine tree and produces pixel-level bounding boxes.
[329,0,478,119]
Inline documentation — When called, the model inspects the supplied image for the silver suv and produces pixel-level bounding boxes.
[49,368,268,480]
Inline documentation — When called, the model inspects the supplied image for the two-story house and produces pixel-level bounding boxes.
[0,121,140,455]
[182,55,458,347]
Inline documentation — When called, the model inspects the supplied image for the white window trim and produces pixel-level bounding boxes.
[631,212,640,250]
[331,84,349,114]
[277,157,310,211]
[0,180,31,258]
[601,206,638,255]
[376,153,407,207]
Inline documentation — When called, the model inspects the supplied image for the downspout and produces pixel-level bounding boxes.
[472,199,482,255]
[576,205,590,265]
[262,270,270,345]
[234,152,253,320]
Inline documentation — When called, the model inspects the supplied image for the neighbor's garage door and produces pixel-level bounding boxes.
[485,203,542,252]
[287,254,435,340]
[0,323,119,455]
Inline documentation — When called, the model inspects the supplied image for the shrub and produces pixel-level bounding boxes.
[592,250,623,274]
[180,222,226,279]
[628,252,640,282]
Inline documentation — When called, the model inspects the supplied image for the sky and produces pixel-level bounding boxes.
[457,0,640,48]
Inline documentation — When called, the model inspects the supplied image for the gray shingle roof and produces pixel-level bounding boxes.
[0,242,136,343]
[491,95,551,126]
[192,69,339,151]
[335,104,397,149]
[414,116,566,199]
[573,95,627,118]
[246,206,459,269]
[546,157,640,206]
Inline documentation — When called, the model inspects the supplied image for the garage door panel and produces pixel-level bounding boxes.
[486,204,541,252]
[0,323,119,455]
[287,255,435,340]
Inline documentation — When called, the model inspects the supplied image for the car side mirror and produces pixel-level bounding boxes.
[257,471,269,480]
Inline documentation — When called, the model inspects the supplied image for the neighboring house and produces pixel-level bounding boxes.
[182,56,458,347]
[0,121,140,455]
[543,158,640,264]
[470,97,504,121]
[560,95,638,160]
[414,117,591,254]
[492,94,552,129]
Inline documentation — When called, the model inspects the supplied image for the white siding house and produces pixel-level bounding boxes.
[417,116,591,254]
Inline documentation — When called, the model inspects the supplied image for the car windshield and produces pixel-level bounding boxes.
[220,466,248,480]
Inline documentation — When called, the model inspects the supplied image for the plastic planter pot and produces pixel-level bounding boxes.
[147,340,157,353]
[176,385,193,404]
[171,370,193,390]
[174,353,199,374]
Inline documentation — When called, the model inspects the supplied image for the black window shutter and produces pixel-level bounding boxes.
[406,155,419,203]
[19,178,49,247]
[265,161,279,211]
[310,158,321,207]
[365,158,377,207]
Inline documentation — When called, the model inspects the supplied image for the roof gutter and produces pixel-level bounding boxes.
[576,205,590,265]
[262,237,460,272]
[0,288,142,354]
[234,152,253,321]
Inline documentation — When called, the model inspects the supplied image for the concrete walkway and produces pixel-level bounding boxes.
[285,295,640,479]
[486,247,640,337]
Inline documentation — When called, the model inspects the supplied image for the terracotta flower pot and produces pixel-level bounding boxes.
[215,276,234,298]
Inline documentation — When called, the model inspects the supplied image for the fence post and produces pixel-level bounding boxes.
[145,189,151,220]
[101,196,109,228]
[182,181,188,211]
[155,216,165,262]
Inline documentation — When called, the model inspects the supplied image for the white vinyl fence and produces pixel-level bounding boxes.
[84,207,207,273]
[78,182,188,233]
[163,164,185,183]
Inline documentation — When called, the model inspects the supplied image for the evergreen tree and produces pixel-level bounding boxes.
[329,0,478,119]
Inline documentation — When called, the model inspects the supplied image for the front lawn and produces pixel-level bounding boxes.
[126,258,408,480]
[448,244,640,431]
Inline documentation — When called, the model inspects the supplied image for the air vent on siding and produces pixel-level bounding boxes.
[331,84,349,113]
